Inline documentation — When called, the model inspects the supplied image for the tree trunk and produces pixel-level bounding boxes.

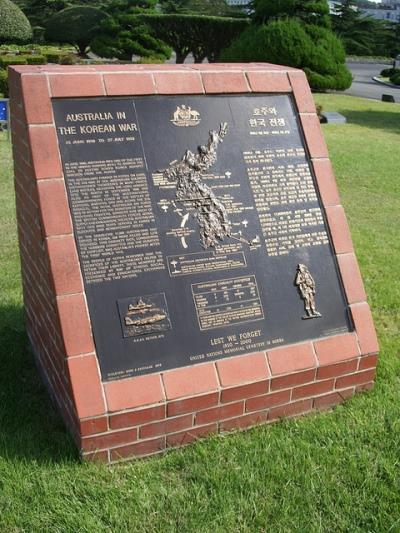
[175,51,187,63]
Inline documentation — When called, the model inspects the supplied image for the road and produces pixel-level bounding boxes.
[343,61,399,102]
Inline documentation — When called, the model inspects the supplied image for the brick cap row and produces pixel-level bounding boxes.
[102,314,378,415]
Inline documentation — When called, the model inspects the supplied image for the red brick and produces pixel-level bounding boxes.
[49,74,104,97]
[314,388,354,409]
[167,392,219,417]
[162,363,218,400]
[221,380,269,403]
[82,450,108,462]
[105,374,164,413]
[359,354,378,371]
[37,179,73,236]
[267,342,316,376]
[325,206,354,254]
[28,126,63,179]
[21,74,53,124]
[246,71,291,92]
[289,71,316,113]
[350,303,379,355]
[312,159,341,207]
[80,416,108,436]
[337,254,367,304]
[292,379,334,400]
[314,333,360,366]
[140,414,193,439]
[104,73,155,95]
[336,369,376,389]
[67,354,105,418]
[317,358,359,380]
[167,423,217,447]
[246,390,291,412]
[82,428,137,453]
[110,405,165,430]
[57,294,95,356]
[46,236,83,295]
[269,399,313,421]
[299,114,329,159]
[111,437,165,461]
[220,410,269,431]
[271,369,315,391]
[195,401,244,425]
[202,72,249,93]
[216,352,270,388]
[154,72,203,94]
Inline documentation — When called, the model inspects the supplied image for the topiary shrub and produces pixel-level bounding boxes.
[0,68,8,96]
[45,6,109,55]
[90,16,171,62]
[221,18,352,91]
[0,0,32,44]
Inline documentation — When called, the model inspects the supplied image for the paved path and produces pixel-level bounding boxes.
[343,61,399,103]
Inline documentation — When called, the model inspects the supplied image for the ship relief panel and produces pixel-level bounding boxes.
[53,94,351,381]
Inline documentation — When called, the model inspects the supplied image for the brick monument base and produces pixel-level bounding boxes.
[9,63,379,463]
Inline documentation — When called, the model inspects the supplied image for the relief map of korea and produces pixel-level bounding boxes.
[162,120,260,251]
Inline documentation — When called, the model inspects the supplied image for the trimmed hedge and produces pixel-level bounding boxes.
[0,68,8,96]
[221,19,352,91]
[0,55,27,67]
[25,55,46,64]
[0,0,32,44]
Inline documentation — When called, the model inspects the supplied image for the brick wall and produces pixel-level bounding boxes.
[9,63,379,464]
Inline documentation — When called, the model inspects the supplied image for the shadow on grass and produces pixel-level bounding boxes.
[0,304,78,463]
[338,109,400,134]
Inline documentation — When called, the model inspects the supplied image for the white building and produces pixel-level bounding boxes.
[360,2,400,22]
[226,0,250,6]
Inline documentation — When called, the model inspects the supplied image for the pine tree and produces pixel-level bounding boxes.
[332,0,387,55]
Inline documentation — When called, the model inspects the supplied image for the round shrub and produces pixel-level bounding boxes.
[0,0,32,44]
[380,67,399,78]
[45,7,109,55]
[221,18,352,91]
[390,72,400,85]
[0,68,8,96]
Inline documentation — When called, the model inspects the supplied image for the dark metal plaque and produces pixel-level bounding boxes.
[52,94,351,382]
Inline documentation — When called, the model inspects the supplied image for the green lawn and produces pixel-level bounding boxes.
[0,95,399,532]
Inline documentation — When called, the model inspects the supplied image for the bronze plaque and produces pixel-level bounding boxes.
[53,95,351,381]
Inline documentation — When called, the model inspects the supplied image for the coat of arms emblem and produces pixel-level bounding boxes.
[171,105,201,127]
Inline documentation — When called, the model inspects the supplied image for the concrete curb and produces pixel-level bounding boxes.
[372,76,400,89]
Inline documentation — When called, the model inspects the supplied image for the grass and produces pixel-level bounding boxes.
[0,95,399,532]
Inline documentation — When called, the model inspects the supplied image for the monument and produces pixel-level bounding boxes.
[9,64,379,463]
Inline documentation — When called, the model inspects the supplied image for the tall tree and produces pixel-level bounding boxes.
[253,0,330,28]
[332,0,388,56]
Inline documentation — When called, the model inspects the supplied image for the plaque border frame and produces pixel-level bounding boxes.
[9,63,379,464]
